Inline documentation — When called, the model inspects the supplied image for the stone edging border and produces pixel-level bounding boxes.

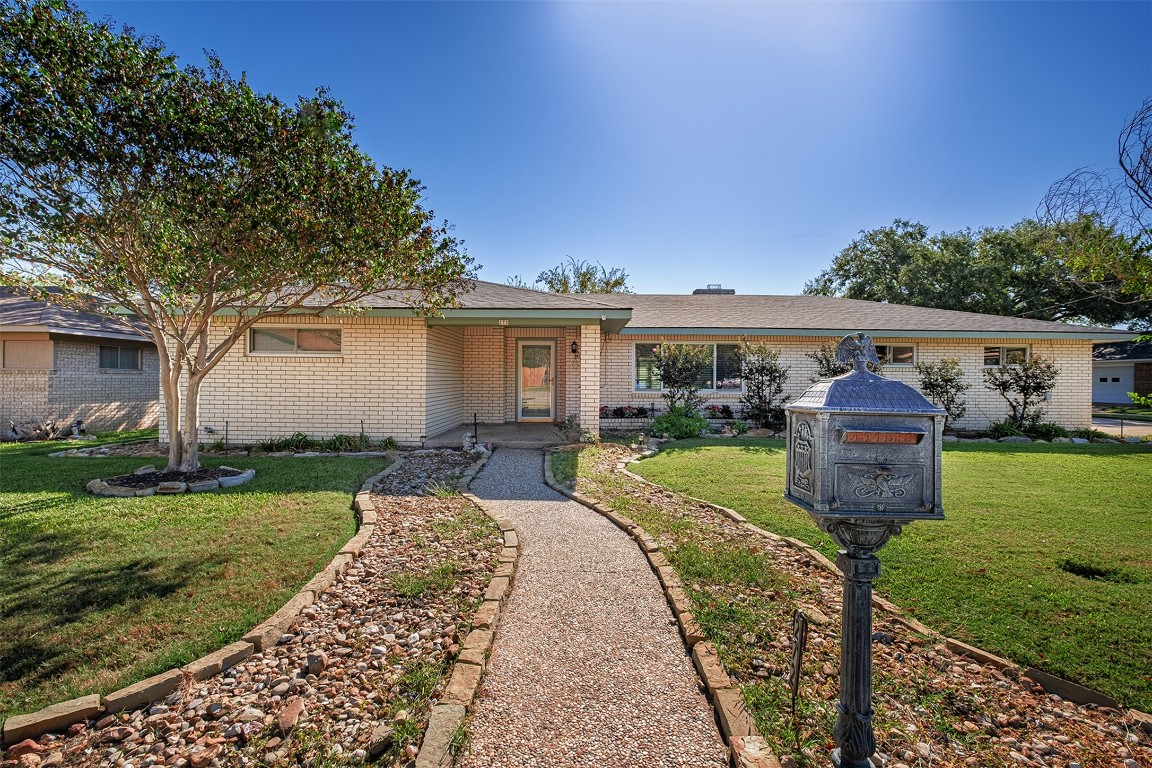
[613,458,1152,732]
[541,447,781,768]
[3,456,399,748]
[403,450,522,768]
[85,467,257,497]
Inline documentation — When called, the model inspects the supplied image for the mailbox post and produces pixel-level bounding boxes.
[785,333,945,768]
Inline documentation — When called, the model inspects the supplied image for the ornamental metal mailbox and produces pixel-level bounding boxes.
[785,336,945,522]
[784,333,946,768]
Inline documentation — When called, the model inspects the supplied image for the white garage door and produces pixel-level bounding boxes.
[1093,364,1134,404]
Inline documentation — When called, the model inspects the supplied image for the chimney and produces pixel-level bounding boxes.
[692,284,735,295]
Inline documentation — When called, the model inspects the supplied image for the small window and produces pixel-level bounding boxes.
[1112,377,1121,383]
[983,346,1028,367]
[250,327,342,355]
[876,344,915,366]
[1100,377,1108,382]
[99,346,141,370]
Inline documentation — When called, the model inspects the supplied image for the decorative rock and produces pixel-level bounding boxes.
[306,651,327,676]
[103,668,184,713]
[6,740,45,757]
[187,478,221,493]
[999,436,1032,443]
[277,697,305,735]
[156,481,187,494]
[133,465,157,475]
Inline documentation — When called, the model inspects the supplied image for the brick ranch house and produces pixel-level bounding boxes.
[0,287,160,432]
[176,281,1129,446]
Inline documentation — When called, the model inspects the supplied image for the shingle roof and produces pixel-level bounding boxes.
[584,293,1128,337]
[352,280,621,311]
[0,287,151,342]
[1093,339,1152,362]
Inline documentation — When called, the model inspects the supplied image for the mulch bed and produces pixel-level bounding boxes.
[100,467,244,489]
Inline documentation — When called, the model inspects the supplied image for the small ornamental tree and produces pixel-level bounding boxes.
[914,358,969,431]
[0,1,471,472]
[738,340,790,428]
[983,356,1060,428]
[806,342,883,382]
[651,342,711,412]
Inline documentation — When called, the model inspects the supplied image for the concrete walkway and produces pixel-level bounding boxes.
[1091,415,1152,438]
[456,449,728,768]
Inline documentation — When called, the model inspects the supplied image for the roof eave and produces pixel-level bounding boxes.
[616,327,1124,341]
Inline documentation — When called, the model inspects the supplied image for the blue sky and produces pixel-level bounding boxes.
[80,1,1151,295]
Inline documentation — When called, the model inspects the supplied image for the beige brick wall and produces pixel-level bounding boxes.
[426,326,465,437]
[601,334,1093,430]
[0,337,159,431]
[182,316,429,446]
[461,326,580,424]
[579,325,601,436]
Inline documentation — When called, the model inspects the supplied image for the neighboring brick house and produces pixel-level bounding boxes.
[1092,340,1152,404]
[181,281,1126,446]
[0,288,159,432]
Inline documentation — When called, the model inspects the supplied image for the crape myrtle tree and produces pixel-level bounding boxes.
[737,339,789,428]
[651,342,711,412]
[914,358,968,431]
[984,356,1060,429]
[0,0,472,472]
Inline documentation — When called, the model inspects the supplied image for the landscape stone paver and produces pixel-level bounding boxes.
[457,448,727,768]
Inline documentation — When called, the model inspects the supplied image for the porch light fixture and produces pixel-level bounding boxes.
[571,341,579,355]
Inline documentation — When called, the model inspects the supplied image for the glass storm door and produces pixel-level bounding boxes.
[517,341,555,422]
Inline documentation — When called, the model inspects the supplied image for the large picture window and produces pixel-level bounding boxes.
[99,345,141,370]
[250,328,342,355]
[634,343,742,391]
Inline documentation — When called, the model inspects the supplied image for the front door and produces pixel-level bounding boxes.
[517,340,555,422]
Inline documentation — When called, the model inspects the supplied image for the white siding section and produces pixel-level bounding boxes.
[426,326,465,436]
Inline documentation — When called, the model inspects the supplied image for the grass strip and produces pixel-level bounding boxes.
[0,432,385,721]
[628,437,1152,712]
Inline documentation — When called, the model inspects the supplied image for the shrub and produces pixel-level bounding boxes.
[730,419,750,435]
[738,341,790,428]
[258,431,317,452]
[704,404,735,419]
[652,342,712,411]
[987,419,1025,439]
[983,355,1060,428]
[651,406,708,440]
[1027,421,1069,441]
[321,433,374,452]
[915,358,969,431]
[1071,427,1111,441]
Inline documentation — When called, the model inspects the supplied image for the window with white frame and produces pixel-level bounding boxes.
[250,327,342,355]
[875,344,915,366]
[983,345,1028,366]
[99,345,141,370]
[634,343,742,391]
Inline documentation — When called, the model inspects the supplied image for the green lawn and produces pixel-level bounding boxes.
[630,438,1152,711]
[0,433,386,723]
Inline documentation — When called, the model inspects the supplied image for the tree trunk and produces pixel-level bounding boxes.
[158,351,184,471]
[178,373,205,472]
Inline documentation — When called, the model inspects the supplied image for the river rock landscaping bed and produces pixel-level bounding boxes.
[570,444,1151,768]
[3,449,499,768]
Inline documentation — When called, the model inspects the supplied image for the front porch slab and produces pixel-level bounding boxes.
[425,422,568,449]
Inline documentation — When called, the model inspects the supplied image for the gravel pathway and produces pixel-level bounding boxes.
[457,449,728,768]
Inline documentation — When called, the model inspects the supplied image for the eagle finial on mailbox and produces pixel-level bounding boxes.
[837,332,881,373]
